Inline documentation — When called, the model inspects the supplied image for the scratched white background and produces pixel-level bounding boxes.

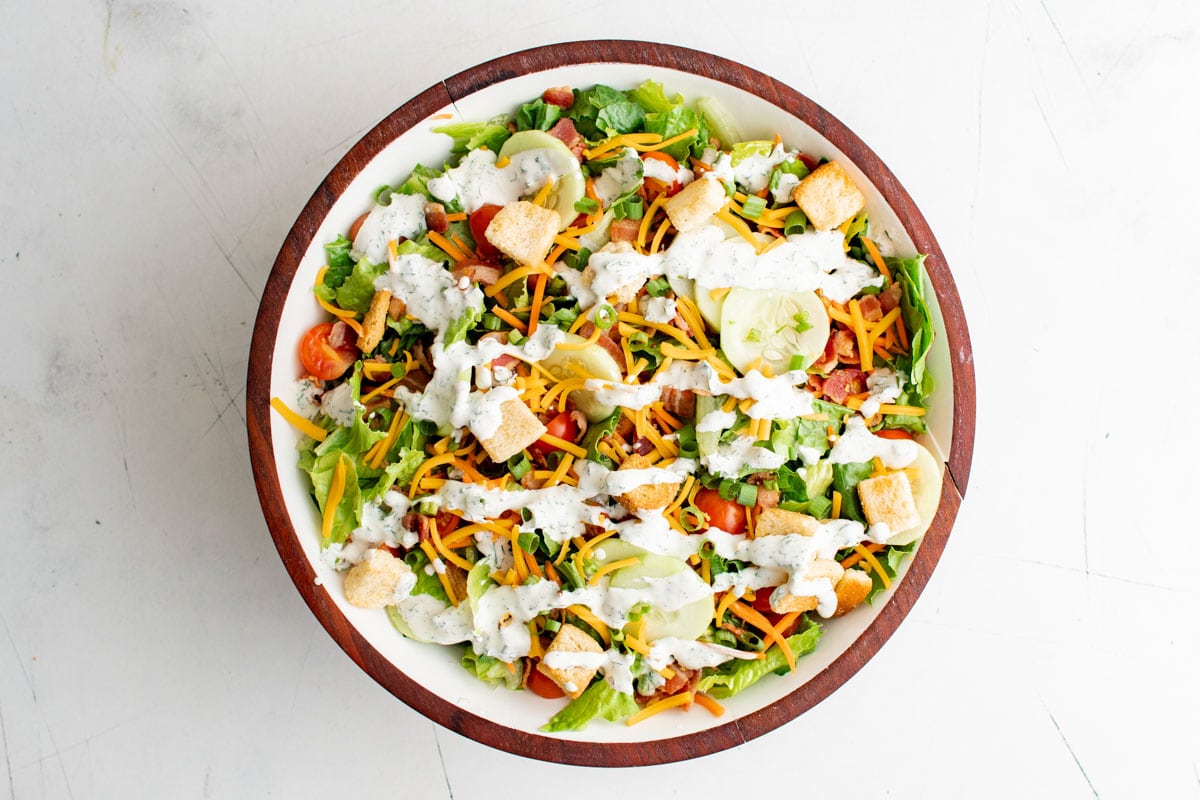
[3,1,1197,797]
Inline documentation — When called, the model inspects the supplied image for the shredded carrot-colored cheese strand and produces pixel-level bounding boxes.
[729,601,796,673]
[694,693,725,717]
[854,543,891,589]
[588,557,640,585]
[484,263,553,297]
[527,273,547,336]
[321,454,348,541]
[270,397,328,442]
[420,540,458,605]
[567,605,611,645]
[626,691,694,726]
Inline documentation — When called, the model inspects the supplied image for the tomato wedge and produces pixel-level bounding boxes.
[529,412,580,456]
[526,664,565,699]
[694,488,746,535]
[299,322,358,381]
[874,429,915,440]
[469,204,504,262]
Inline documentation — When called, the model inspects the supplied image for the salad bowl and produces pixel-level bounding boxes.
[246,40,975,766]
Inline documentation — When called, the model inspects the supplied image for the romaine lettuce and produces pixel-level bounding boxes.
[695,625,822,698]
[540,679,639,732]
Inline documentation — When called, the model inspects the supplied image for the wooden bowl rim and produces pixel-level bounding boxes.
[246,39,976,767]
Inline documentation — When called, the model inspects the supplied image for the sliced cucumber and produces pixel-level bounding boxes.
[696,96,743,149]
[610,555,714,643]
[667,274,696,304]
[587,539,648,567]
[693,283,726,330]
[498,130,585,231]
[538,331,624,421]
[719,287,830,375]
[694,394,724,458]
[886,443,944,546]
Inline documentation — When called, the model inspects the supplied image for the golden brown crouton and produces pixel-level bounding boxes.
[615,453,682,513]
[537,623,604,699]
[343,549,412,609]
[478,398,546,463]
[858,471,920,534]
[357,289,392,353]
[770,558,845,613]
[388,296,407,320]
[833,568,873,617]
[582,242,641,304]
[792,161,866,231]
[484,200,560,266]
[754,507,823,538]
[664,176,727,232]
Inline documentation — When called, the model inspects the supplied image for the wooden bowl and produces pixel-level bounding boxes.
[246,40,975,766]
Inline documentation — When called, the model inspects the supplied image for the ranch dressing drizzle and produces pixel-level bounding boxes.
[426,147,575,213]
[352,192,428,265]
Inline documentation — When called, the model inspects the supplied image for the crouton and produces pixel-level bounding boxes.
[388,296,407,320]
[791,161,866,231]
[582,242,642,304]
[663,176,727,232]
[343,549,412,609]
[833,568,873,617]
[770,558,845,614]
[615,453,681,513]
[754,507,823,538]
[357,289,392,353]
[478,398,546,463]
[484,200,560,266]
[537,623,604,699]
[858,471,920,534]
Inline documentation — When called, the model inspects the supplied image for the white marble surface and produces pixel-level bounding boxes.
[3,1,1197,797]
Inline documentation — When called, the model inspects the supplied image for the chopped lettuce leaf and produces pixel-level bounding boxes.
[516,98,562,132]
[729,140,774,167]
[889,255,935,401]
[432,118,512,155]
[404,549,449,602]
[540,679,639,732]
[865,542,918,603]
[463,652,523,690]
[596,100,645,134]
[644,106,708,161]
[581,408,622,468]
[364,448,425,501]
[628,80,680,114]
[567,84,629,140]
[696,625,822,699]
[335,256,387,314]
[307,447,361,544]
[832,461,874,523]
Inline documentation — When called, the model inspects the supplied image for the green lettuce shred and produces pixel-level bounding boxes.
[696,625,822,699]
[540,679,639,732]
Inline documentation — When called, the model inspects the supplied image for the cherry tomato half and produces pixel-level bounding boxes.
[529,412,580,457]
[348,211,370,242]
[526,664,566,699]
[299,322,358,381]
[694,488,746,535]
[469,204,504,262]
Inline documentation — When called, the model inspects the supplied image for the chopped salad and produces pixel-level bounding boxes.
[271,80,941,731]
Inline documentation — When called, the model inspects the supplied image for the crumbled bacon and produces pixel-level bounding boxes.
[548,118,586,161]
[423,202,449,233]
[858,294,883,322]
[327,321,351,348]
[880,282,903,313]
[542,86,574,108]
[648,666,698,705]
[812,329,858,373]
[754,488,781,515]
[632,437,655,456]
[609,218,641,244]
[822,368,868,404]
[452,259,501,286]
[579,322,626,372]
[661,387,695,418]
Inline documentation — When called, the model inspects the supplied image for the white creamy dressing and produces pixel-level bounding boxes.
[579,223,882,307]
[319,381,359,427]
[592,148,643,207]
[394,594,475,645]
[695,408,737,433]
[375,251,484,338]
[543,647,637,694]
[352,192,428,265]
[770,170,802,205]
[645,637,758,672]
[702,435,785,479]
[426,147,575,213]
[293,378,323,419]
[706,143,792,193]
[641,295,677,324]
[859,367,903,419]
[585,361,814,421]
[640,154,695,188]
[829,416,918,468]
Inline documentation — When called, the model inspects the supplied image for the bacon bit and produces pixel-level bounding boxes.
[548,118,585,161]
[858,294,883,322]
[753,488,781,515]
[822,368,868,404]
[880,282,903,313]
[609,218,641,244]
[328,321,351,348]
[423,202,449,233]
[542,86,574,108]
[452,259,502,286]
[632,436,655,456]
[647,666,698,705]
[660,387,696,418]
[806,374,825,395]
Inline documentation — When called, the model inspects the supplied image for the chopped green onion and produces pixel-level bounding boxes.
[736,483,759,507]
[718,479,739,501]
[784,210,808,236]
[507,453,532,481]
[543,618,562,633]
[645,277,671,297]
[788,354,808,371]
[793,311,811,333]
[390,362,408,379]
[746,327,762,343]
[481,313,504,331]
[574,197,600,214]
[415,497,439,515]
[741,195,767,220]
[417,419,439,436]
[594,303,617,329]
[680,505,707,532]
[620,197,643,220]
[506,330,526,345]
[517,531,539,555]
[558,560,585,590]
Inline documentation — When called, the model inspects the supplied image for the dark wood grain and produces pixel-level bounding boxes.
[247,40,976,768]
